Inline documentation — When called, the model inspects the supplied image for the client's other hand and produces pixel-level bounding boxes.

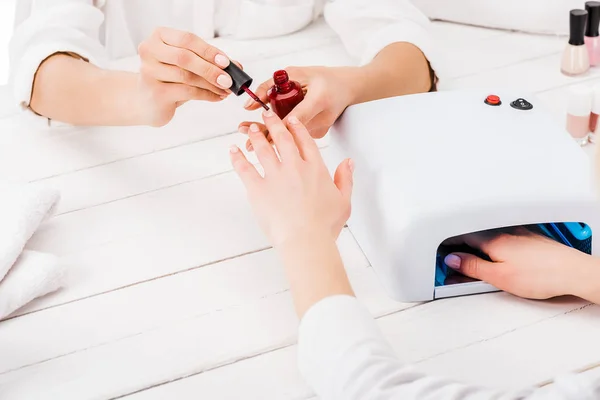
[229,110,353,247]
[443,228,591,300]
[238,66,361,150]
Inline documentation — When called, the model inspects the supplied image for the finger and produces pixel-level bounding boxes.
[245,77,274,110]
[157,27,231,68]
[246,134,273,152]
[287,92,320,127]
[286,115,319,161]
[149,40,233,91]
[238,122,267,136]
[444,253,498,283]
[248,123,279,172]
[333,158,354,202]
[262,110,299,161]
[159,82,223,103]
[229,145,261,187]
[309,127,330,139]
[141,61,228,96]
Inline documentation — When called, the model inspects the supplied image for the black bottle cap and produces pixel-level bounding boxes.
[586,2,600,37]
[570,9,588,45]
[223,62,253,96]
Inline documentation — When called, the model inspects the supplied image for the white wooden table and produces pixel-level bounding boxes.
[0,20,599,400]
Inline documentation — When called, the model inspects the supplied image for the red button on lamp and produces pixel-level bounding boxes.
[485,95,501,106]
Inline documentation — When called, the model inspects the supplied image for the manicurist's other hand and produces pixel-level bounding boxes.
[238,66,363,150]
[136,27,239,126]
[229,110,354,247]
[444,229,600,303]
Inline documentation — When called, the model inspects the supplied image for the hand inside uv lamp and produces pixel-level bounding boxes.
[443,228,593,300]
[238,66,362,150]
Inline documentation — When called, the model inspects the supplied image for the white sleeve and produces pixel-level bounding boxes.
[297,295,599,400]
[9,0,108,111]
[323,0,438,72]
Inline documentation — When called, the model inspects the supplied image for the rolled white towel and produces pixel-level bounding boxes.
[0,183,63,319]
[0,185,59,282]
[0,250,66,319]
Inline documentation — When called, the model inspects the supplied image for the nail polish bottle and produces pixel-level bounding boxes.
[562,9,590,76]
[268,70,305,119]
[586,2,600,66]
[566,84,592,146]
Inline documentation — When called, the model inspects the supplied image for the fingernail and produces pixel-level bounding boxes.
[288,116,300,124]
[215,54,230,68]
[263,110,274,118]
[348,158,354,173]
[244,98,254,108]
[444,254,461,269]
[238,126,249,134]
[250,123,260,133]
[217,74,233,88]
[229,145,239,153]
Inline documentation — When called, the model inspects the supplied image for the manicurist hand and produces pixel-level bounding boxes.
[136,27,239,126]
[238,66,362,150]
[229,110,354,247]
[444,229,600,304]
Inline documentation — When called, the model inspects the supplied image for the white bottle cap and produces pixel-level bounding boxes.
[592,83,600,114]
[567,84,593,117]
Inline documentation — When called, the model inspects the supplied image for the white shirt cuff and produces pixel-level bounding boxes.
[297,295,392,399]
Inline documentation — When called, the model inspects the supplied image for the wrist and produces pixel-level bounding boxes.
[343,66,370,106]
[275,223,337,253]
[567,254,600,302]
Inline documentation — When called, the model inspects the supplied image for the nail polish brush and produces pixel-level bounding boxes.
[223,62,270,111]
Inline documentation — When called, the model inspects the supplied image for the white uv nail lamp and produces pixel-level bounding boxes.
[328,90,600,302]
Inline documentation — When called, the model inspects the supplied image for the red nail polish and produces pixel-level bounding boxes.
[268,70,304,119]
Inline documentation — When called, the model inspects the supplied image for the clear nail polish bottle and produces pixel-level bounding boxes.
[566,85,592,146]
[562,9,591,76]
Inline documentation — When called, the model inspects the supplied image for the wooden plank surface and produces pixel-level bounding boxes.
[0,20,598,400]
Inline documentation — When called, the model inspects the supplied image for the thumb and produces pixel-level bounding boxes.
[444,252,497,283]
[333,158,354,202]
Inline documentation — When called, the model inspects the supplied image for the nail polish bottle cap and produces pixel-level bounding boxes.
[592,84,600,113]
[223,62,253,96]
[569,9,589,45]
[586,2,600,37]
[567,85,593,117]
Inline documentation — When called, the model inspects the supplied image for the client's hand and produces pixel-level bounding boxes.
[229,110,353,247]
[443,229,595,300]
[136,27,239,126]
[238,66,362,150]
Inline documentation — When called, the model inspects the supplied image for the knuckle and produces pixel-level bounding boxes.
[200,44,216,61]
[137,41,148,57]
[179,31,196,48]
[202,63,218,80]
[179,68,189,84]
[152,27,164,39]
[139,64,151,78]
[176,49,191,67]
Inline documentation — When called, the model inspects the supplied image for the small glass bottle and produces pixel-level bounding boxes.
[561,9,591,76]
[566,84,592,146]
[268,70,305,119]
